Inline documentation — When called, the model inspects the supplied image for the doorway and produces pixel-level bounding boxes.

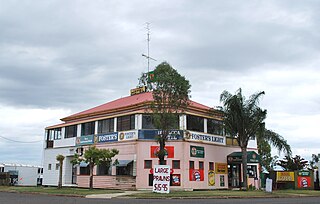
[228,164,241,188]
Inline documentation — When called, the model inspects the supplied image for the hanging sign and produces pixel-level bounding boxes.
[153,165,171,194]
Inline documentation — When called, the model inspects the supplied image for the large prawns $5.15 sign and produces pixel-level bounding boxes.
[153,165,171,194]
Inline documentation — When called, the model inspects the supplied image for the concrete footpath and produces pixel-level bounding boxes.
[85,191,143,199]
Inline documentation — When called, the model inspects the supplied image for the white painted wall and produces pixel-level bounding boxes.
[42,148,75,186]
[53,137,77,148]
[4,165,40,186]
[248,138,258,149]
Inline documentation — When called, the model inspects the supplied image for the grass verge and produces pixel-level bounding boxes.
[0,186,124,196]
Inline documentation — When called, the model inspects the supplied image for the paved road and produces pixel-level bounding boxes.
[1,192,320,204]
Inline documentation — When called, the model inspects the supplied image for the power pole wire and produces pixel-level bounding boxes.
[0,135,43,143]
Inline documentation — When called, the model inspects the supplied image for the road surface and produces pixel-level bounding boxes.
[0,192,319,204]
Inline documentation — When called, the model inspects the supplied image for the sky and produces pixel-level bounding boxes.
[0,0,319,166]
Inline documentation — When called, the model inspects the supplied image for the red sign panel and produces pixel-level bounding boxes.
[189,169,204,181]
[297,176,312,188]
[150,146,174,158]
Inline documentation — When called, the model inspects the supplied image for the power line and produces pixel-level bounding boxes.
[0,135,43,143]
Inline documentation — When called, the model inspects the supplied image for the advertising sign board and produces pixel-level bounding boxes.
[97,132,118,143]
[184,131,225,145]
[190,146,205,158]
[208,170,215,186]
[215,163,228,174]
[151,146,174,158]
[76,135,94,146]
[276,172,295,182]
[118,130,138,141]
[189,169,204,181]
[153,165,171,194]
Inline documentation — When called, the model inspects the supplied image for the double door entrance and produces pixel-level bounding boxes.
[228,164,241,188]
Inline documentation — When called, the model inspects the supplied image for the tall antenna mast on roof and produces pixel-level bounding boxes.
[142,22,156,73]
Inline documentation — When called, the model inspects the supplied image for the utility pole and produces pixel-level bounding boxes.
[142,22,156,73]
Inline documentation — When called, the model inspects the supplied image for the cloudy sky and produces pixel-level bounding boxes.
[0,0,319,166]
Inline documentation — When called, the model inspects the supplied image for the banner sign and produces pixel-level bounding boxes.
[189,169,204,181]
[190,146,205,158]
[76,135,94,146]
[153,165,171,194]
[118,130,138,141]
[151,146,174,158]
[97,132,118,143]
[138,130,183,140]
[184,131,225,145]
[276,172,295,182]
[215,163,228,174]
[208,170,215,186]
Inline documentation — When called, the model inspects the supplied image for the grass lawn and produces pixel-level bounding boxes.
[0,186,124,196]
[126,189,320,198]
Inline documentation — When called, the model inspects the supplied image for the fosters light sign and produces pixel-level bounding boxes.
[184,131,225,145]
[118,130,138,141]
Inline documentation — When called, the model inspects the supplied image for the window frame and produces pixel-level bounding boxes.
[209,162,214,171]
[98,118,114,134]
[117,115,135,131]
[189,161,194,169]
[48,128,62,140]
[142,114,155,129]
[199,161,204,170]
[65,125,77,138]
[81,121,95,136]
[144,160,152,169]
[207,118,224,136]
[172,160,180,169]
[187,115,204,132]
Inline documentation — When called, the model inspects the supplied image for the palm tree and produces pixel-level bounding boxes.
[56,154,65,189]
[257,129,291,171]
[220,88,291,190]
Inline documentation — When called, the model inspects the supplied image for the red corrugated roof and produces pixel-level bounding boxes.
[62,92,213,121]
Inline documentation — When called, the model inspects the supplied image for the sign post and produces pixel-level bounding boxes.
[153,165,170,194]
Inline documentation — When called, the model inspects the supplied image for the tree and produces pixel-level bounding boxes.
[220,88,291,190]
[71,146,119,190]
[142,62,191,165]
[257,129,291,171]
[310,154,319,170]
[56,154,65,189]
[277,155,308,171]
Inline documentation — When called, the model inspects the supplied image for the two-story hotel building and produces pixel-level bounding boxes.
[42,91,260,190]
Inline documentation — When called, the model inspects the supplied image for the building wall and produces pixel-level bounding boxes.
[42,147,75,186]
[4,165,40,186]
[135,140,242,190]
